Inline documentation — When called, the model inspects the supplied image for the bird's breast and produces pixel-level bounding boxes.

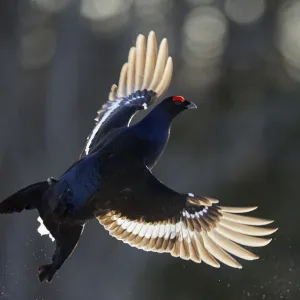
[143,129,170,168]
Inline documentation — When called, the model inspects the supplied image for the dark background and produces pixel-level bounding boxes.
[0,0,299,299]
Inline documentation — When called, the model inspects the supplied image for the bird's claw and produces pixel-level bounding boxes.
[38,264,57,283]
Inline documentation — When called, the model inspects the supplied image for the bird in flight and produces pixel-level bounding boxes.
[0,31,277,283]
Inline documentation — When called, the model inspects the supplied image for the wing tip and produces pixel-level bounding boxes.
[210,261,221,268]
[114,31,172,101]
[137,33,146,41]
[218,206,258,213]
[263,238,273,246]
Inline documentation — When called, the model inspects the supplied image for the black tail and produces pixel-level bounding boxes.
[0,181,49,214]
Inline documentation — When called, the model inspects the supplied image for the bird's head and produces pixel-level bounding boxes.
[159,96,197,117]
[141,95,197,126]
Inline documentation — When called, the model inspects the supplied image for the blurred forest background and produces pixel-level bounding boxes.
[0,0,299,299]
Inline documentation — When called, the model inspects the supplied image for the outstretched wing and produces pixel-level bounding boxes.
[81,31,173,158]
[97,168,277,269]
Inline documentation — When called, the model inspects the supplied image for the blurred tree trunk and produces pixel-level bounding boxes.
[0,0,28,298]
[45,0,81,177]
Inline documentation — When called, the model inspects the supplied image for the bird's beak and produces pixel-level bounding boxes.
[186,102,197,109]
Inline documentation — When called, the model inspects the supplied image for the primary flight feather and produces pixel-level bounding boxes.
[0,31,277,283]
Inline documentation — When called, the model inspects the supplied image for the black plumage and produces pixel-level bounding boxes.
[0,32,277,283]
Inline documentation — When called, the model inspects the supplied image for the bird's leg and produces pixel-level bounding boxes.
[38,224,83,283]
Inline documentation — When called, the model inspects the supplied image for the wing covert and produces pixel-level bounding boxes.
[81,31,173,158]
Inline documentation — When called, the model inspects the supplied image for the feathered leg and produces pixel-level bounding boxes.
[38,222,84,283]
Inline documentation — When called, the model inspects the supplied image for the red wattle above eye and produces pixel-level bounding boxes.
[172,96,185,103]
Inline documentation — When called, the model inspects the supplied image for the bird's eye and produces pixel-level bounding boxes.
[174,100,182,106]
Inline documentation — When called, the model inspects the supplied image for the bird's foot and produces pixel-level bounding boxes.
[38,264,57,283]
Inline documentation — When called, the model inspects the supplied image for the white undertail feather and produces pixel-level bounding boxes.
[97,197,277,269]
[111,31,173,100]
[37,217,55,242]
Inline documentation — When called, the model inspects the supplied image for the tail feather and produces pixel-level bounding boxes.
[0,181,49,214]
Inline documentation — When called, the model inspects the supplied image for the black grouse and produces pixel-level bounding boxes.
[0,31,277,283]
